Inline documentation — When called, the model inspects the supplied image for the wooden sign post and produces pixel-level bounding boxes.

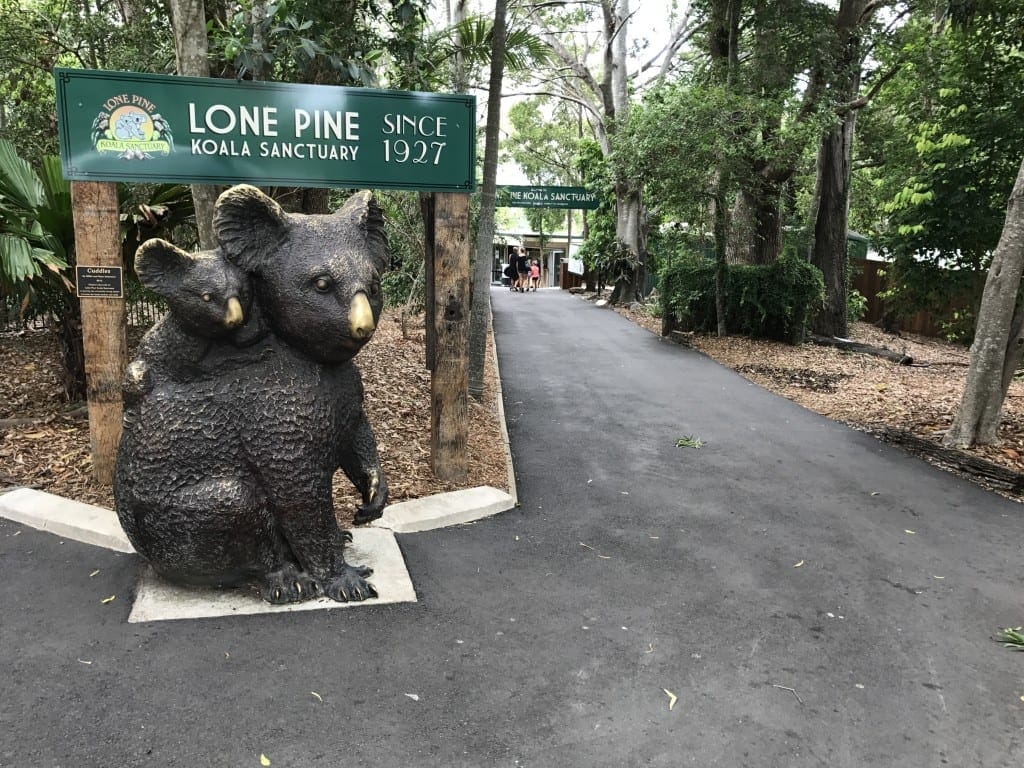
[430,192,470,482]
[71,181,126,485]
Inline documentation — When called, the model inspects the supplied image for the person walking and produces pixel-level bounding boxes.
[529,260,541,291]
[514,247,530,293]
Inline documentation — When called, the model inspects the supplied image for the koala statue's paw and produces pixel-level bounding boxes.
[353,471,388,525]
[261,565,321,604]
[323,564,377,603]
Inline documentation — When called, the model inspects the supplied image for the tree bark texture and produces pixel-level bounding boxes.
[945,157,1024,447]
[810,104,857,338]
[811,0,878,337]
[168,0,219,248]
[468,0,507,400]
[420,192,436,371]
[72,181,127,485]
[431,192,470,482]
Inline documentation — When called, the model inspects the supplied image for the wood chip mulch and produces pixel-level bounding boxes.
[0,309,509,527]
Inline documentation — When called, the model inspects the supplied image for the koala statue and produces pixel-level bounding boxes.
[123,243,260,406]
[115,185,389,604]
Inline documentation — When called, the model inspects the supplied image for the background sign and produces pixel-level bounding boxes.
[497,185,599,209]
[55,68,476,191]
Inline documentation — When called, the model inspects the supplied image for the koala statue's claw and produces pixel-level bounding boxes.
[261,565,320,604]
[353,472,388,525]
[324,565,377,602]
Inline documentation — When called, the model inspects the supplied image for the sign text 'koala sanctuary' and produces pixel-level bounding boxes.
[55,68,476,192]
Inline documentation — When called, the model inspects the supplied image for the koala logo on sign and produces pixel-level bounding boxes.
[91,93,174,161]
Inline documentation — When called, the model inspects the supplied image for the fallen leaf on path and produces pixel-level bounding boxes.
[404,693,420,701]
[310,691,323,702]
[89,570,99,578]
[905,529,916,535]
[260,755,271,766]
[663,689,678,710]
[793,560,804,568]
[100,595,116,604]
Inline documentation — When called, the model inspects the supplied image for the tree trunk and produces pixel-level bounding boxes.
[945,157,1024,448]
[611,178,643,303]
[468,0,507,400]
[712,186,729,337]
[168,0,219,248]
[729,179,784,265]
[752,177,783,265]
[603,0,644,303]
[809,104,856,338]
[55,306,86,401]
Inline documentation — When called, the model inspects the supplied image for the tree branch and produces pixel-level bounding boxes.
[840,59,903,113]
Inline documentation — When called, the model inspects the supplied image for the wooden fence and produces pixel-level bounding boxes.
[850,258,946,337]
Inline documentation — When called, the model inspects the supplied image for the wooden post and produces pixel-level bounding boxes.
[420,192,437,371]
[430,192,470,482]
[71,181,126,485]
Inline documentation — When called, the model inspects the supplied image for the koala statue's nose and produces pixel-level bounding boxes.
[223,297,244,328]
[349,292,376,341]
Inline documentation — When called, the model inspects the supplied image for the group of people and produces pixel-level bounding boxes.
[505,246,541,292]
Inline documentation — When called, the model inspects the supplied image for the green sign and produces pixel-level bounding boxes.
[497,185,598,209]
[55,68,476,191]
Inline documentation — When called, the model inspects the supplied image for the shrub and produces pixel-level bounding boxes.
[660,253,824,344]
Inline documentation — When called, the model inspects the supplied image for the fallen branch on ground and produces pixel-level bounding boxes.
[808,334,913,365]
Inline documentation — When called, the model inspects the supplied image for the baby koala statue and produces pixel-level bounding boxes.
[124,240,262,406]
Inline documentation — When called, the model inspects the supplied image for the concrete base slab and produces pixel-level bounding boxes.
[128,527,416,623]
[0,487,134,553]
[372,485,516,533]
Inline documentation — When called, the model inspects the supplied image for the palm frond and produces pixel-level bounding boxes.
[0,138,45,213]
[0,234,65,284]
[505,27,554,72]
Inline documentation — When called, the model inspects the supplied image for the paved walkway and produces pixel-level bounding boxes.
[2,286,1023,767]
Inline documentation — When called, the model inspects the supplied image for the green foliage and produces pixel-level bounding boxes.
[676,435,704,449]
[0,139,73,303]
[661,251,824,344]
[0,0,175,158]
[864,11,1024,275]
[209,0,394,85]
[847,288,868,325]
[994,626,1024,650]
[376,190,424,309]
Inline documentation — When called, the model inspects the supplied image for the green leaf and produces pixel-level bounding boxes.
[0,138,45,212]
[0,234,41,282]
[676,435,705,449]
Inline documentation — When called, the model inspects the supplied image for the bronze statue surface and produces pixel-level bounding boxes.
[115,185,389,603]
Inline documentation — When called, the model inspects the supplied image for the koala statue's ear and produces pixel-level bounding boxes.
[335,190,388,272]
[134,239,192,296]
[213,184,288,273]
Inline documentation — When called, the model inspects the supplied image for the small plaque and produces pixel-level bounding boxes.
[76,265,123,298]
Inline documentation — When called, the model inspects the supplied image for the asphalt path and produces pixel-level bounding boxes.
[3,286,1023,767]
